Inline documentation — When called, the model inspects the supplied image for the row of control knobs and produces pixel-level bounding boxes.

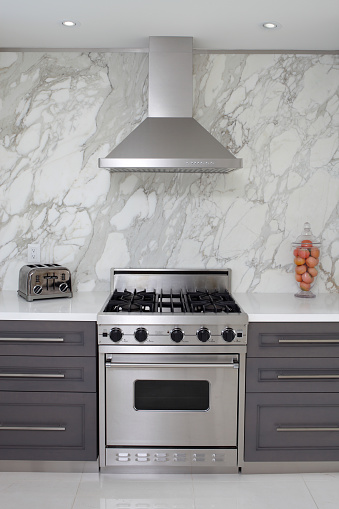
[108,326,237,343]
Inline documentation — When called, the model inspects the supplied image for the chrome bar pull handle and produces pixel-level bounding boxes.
[277,426,339,432]
[0,373,65,378]
[0,425,66,431]
[0,337,64,342]
[278,339,339,344]
[277,374,339,379]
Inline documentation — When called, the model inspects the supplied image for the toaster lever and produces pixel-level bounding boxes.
[44,273,58,290]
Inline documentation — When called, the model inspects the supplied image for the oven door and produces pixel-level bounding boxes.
[105,353,239,447]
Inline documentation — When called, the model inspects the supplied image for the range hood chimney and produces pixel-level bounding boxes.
[99,36,243,173]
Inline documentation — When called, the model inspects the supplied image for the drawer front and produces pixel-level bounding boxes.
[248,322,339,358]
[0,356,96,392]
[0,392,97,461]
[245,392,339,462]
[246,357,339,393]
[0,321,96,356]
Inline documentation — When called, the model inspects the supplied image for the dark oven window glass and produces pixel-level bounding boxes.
[134,380,210,411]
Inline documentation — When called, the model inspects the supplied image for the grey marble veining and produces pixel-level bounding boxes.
[0,51,338,294]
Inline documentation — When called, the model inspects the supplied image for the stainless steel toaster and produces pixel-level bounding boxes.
[18,264,73,301]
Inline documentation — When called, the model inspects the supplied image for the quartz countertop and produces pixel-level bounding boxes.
[0,291,338,322]
[0,291,108,321]
[234,292,339,322]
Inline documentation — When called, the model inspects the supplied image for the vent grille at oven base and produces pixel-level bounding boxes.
[106,448,237,470]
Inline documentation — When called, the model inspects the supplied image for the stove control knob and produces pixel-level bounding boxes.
[222,327,236,342]
[135,327,148,343]
[109,327,123,343]
[196,327,211,343]
[170,328,184,343]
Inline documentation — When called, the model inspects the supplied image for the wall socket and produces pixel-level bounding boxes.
[27,244,41,264]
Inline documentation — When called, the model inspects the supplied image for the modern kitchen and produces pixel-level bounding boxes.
[0,0,339,507]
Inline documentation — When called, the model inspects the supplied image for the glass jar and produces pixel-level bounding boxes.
[292,222,321,298]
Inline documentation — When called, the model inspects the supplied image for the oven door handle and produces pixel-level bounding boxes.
[106,362,238,369]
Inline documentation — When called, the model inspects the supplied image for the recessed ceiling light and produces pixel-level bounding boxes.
[262,22,278,29]
[62,20,76,27]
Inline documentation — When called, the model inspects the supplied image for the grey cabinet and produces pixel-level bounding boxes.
[0,321,97,461]
[245,322,339,462]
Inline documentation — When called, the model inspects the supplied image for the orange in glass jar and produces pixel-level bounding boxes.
[311,247,320,258]
[302,272,314,284]
[294,256,306,266]
[298,248,310,259]
[295,265,307,275]
[306,256,319,268]
[300,281,311,291]
[308,267,318,277]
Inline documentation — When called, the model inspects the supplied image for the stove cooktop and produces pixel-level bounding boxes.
[97,269,248,347]
[103,289,241,314]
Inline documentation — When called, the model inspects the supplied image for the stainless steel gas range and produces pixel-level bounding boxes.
[97,269,248,473]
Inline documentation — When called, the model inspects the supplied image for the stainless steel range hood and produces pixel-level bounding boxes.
[99,37,243,173]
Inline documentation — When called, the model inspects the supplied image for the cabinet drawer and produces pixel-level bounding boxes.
[245,392,339,462]
[0,356,96,392]
[0,391,97,461]
[246,357,339,393]
[0,321,96,356]
[248,323,339,358]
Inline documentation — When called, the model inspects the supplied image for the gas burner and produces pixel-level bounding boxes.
[104,289,156,312]
[186,290,241,314]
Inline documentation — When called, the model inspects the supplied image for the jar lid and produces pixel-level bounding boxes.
[293,222,321,246]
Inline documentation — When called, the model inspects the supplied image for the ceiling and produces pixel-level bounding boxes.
[1,0,339,51]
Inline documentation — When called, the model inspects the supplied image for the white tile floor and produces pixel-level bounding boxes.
[1,471,339,509]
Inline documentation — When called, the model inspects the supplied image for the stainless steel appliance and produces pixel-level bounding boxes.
[18,264,72,301]
[99,37,242,173]
[97,269,247,473]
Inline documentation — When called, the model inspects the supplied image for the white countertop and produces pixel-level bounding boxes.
[234,292,339,322]
[0,291,338,322]
[0,291,107,321]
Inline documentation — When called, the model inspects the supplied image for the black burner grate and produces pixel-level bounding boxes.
[104,290,156,313]
[186,290,241,313]
[104,288,241,314]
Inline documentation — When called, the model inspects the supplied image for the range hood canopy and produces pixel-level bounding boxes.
[99,37,243,173]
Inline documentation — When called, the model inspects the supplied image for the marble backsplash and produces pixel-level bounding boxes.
[0,51,338,294]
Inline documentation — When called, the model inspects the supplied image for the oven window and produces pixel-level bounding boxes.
[134,380,210,411]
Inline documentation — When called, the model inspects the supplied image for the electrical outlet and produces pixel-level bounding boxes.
[28,244,41,264]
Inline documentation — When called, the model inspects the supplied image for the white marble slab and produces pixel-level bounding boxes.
[0,52,338,295]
